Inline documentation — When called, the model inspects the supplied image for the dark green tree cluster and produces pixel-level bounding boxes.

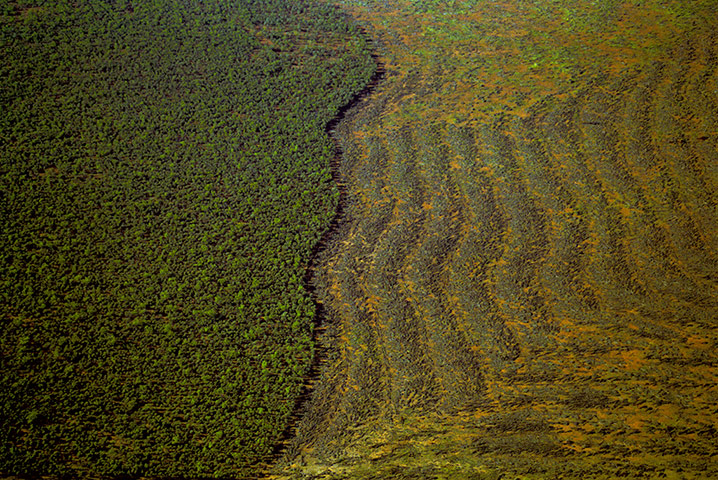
[0,0,374,477]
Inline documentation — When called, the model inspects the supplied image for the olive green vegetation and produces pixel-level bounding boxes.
[0,0,374,477]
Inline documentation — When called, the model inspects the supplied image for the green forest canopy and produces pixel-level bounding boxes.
[0,0,374,476]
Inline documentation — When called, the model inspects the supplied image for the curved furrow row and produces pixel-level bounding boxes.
[649,45,718,288]
[616,64,697,308]
[443,130,511,404]
[406,126,487,411]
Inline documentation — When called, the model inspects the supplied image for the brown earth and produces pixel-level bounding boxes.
[271,1,718,478]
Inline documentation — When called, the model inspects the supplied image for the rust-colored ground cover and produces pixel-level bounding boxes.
[272,0,718,477]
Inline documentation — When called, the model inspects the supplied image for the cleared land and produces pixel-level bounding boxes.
[274,0,718,478]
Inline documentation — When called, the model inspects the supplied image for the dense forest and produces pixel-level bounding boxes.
[0,0,374,477]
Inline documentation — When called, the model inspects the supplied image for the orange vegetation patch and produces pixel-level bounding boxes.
[623,411,650,431]
[653,403,680,422]
[609,349,649,371]
[685,334,712,350]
